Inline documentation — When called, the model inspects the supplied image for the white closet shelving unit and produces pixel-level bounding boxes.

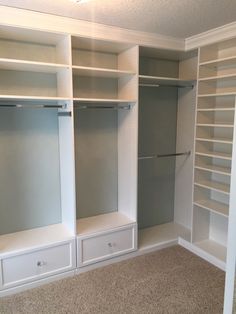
[71,36,138,267]
[138,47,198,252]
[192,38,236,268]
[0,26,76,292]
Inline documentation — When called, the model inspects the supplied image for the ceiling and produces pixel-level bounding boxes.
[1,0,236,39]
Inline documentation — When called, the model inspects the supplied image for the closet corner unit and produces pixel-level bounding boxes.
[73,37,139,267]
[0,25,76,294]
[138,46,198,252]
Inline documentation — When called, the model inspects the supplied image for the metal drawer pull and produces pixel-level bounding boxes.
[37,261,46,267]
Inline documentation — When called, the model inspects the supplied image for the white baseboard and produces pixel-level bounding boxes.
[178,237,226,271]
[0,270,76,297]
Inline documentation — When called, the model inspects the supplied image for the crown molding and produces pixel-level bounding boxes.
[0,5,185,51]
[185,21,236,50]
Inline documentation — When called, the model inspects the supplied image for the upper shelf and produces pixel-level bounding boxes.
[0,58,69,73]
[199,56,236,68]
[139,75,195,88]
[72,66,135,78]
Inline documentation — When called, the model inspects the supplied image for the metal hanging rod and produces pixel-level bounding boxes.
[139,83,193,89]
[75,105,131,110]
[138,151,191,160]
[0,103,68,109]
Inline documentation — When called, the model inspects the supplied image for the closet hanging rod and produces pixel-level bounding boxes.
[138,151,191,160]
[75,105,131,110]
[0,103,67,109]
[139,83,193,89]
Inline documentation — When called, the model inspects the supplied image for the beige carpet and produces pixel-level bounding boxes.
[0,246,225,314]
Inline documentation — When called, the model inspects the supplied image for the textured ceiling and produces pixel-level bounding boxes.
[1,0,236,38]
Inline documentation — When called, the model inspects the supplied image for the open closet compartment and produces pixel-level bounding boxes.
[72,36,137,105]
[0,26,76,291]
[0,25,71,103]
[73,37,139,267]
[192,38,236,270]
[138,46,198,251]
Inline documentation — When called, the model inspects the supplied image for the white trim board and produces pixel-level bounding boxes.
[178,238,226,271]
[0,6,184,51]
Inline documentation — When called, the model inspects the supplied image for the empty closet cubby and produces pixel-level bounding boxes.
[0,104,76,289]
[138,47,198,248]
[72,37,137,103]
[0,26,70,65]
[73,39,139,267]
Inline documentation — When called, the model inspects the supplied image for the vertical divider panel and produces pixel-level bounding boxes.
[224,97,236,314]
[191,48,201,243]
[118,46,139,222]
[58,35,76,235]
[174,54,198,229]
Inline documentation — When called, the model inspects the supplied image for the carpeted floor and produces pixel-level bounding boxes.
[0,245,225,314]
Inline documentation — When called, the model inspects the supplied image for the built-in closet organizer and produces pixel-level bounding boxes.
[138,47,198,250]
[72,37,139,267]
[0,26,76,291]
[193,38,236,271]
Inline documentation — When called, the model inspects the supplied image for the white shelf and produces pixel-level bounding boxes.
[199,56,236,68]
[0,58,69,73]
[195,151,232,160]
[77,212,135,236]
[138,222,190,250]
[196,137,233,144]
[0,95,70,103]
[195,164,231,176]
[199,73,236,82]
[197,108,235,112]
[194,239,227,262]
[196,123,234,128]
[198,92,236,98]
[0,223,74,257]
[194,179,230,195]
[72,66,135,78]
[139,75,195,87]
[73,98,136,105]
[194,199,229,217]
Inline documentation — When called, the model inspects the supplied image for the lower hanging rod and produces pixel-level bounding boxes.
[139,151,191,160]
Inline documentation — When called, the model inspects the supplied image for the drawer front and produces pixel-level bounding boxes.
[1,241,75,288]
[78,226,136,267]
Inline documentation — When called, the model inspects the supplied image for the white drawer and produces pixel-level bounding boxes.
[77,225,136,267]
[1,240,76,288]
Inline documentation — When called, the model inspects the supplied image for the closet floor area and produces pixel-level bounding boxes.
[0,246,225,314]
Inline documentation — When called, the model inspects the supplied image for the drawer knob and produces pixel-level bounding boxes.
[37,261,45,267]
[108,242,113,248]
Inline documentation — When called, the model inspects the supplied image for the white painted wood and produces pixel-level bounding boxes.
[77,212,135,236]
[224,97,236,314]
[194,180,230,195]
[0,224,74,258]
[77,225,137,267]
[0,59,69,73]
[139,223,190,250]
[0,270,75,297]
[194,200,229,217]
[195,164,231,176]
[73,98,136,104]
[0,6,184,52]
[195,151,232,160]
[179,237,226,271]
[1,240,76,289]
[72,66,135,78]
[118,46,139,221]
[139,75,195,87]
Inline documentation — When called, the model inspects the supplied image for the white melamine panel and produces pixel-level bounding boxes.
[77,225,136,267]
[209,213,228,247]
[1,240,75,288]
[77,212,135,236]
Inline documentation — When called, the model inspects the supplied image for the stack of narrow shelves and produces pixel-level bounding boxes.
[192,38,236,264]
